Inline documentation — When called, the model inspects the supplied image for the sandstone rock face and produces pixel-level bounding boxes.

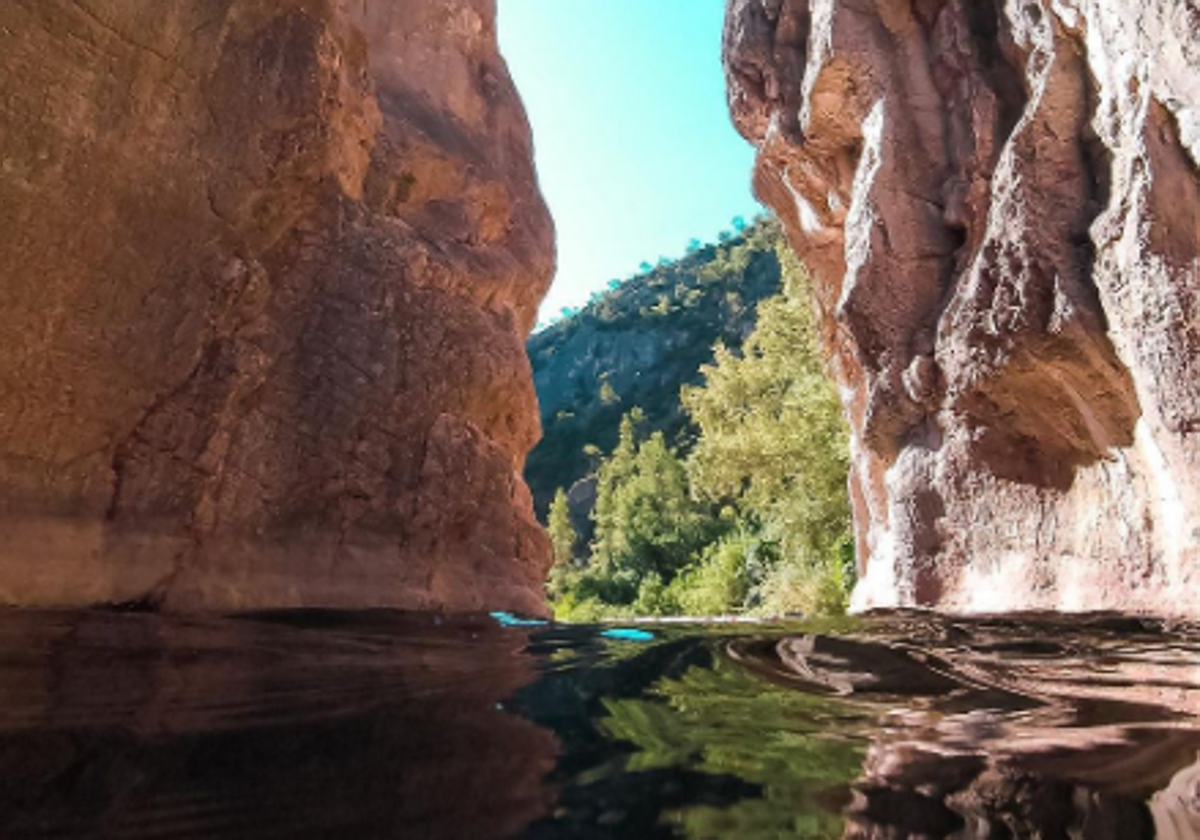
[0,0,554,613]
[725,0,1200,615]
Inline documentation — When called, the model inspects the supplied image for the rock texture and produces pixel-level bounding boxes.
[0,0,554,613]
[725,0,1200,615]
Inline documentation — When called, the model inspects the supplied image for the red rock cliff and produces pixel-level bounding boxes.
[725,0,1200,615]
[0,0,554,614]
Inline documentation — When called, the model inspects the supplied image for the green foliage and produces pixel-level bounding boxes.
[545,488,577,600]
[598,379,620,406]
[582,443,602,470]
[526,219,784,516]
[600,657,869,838]
[668,531,752,616]
[757,533,854,617]
[552,589,628,623]
[537,219,854,620]
[631,572,680,616]
[588,412,713,603]
[682,243,853,615]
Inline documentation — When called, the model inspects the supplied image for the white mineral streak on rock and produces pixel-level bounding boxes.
[800,0,837,134]
[725,0,1200,617]
[838,99,886,318]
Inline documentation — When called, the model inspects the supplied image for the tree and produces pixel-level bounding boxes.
[586,410,711,606]
[582,443,602,472]
[681,242,853,613]
[669,531,753,616]
[545,487,577,600]
[536,218,854,619]
[599,379,620,406]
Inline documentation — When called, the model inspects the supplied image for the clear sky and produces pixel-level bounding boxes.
[498,1,764,323]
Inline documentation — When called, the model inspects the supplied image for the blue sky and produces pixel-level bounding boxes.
[499,1,764,323]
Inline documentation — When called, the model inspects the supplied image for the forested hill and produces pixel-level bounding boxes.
[526,219,783,515]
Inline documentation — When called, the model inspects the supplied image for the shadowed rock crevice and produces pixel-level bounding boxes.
[946,23,1139,490]
[725,0,1200,615]
[961,0,1027,148]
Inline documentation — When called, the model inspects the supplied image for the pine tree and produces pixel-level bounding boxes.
[545,487,577,600]
[588,410,711,605]
[589,408,643,576]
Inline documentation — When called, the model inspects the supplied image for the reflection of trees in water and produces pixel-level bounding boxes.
[513,613,1200,838]
[599,657,869,839]
[0,611,1197,839]
[733,615,1200,839]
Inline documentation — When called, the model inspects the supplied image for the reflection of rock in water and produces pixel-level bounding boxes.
[0,610,557,839]
[1,610,1197,838]
[1153,756,1200,840]
[731,613,1200,839]
[849,745,1166,838]
[774,636,964,698]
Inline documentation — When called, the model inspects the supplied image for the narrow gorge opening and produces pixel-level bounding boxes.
[0,2,1198,839]
[502,0,856,622]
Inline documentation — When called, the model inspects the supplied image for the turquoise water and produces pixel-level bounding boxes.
[0,608,1196,838]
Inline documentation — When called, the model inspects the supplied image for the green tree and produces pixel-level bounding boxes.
[582,443,602,472]
[546,487,577,600]
[599,379,620,406]
[535,219,854,620]
[681,243,853,614]
[585,410,712,606]
[668,531,751,616]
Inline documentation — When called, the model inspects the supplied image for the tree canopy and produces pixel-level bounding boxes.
[542,228,854,620]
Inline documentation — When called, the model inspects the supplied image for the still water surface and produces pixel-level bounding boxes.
[0,608,1197,838]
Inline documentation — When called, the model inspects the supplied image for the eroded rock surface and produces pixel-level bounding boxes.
[0,0,554,613]
[725,0,1200,615]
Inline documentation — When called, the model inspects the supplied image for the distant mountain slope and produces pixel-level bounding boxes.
[526,220,783,515]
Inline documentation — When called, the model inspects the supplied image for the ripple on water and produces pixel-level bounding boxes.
[0,609,1196,838]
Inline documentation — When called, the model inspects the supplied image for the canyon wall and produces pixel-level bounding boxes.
[725,0,1200,615]
[0,0,554,613]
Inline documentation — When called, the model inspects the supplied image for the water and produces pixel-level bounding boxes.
[0,609,1197,839]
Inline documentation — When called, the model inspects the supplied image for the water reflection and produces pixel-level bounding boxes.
[0,610,557,839]
[0,609,1195,838]
[732,614,1200,839]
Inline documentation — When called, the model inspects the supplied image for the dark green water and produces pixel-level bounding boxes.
[0,609,1197,839]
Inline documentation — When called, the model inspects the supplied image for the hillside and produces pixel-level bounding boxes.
[526,220,783,515]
